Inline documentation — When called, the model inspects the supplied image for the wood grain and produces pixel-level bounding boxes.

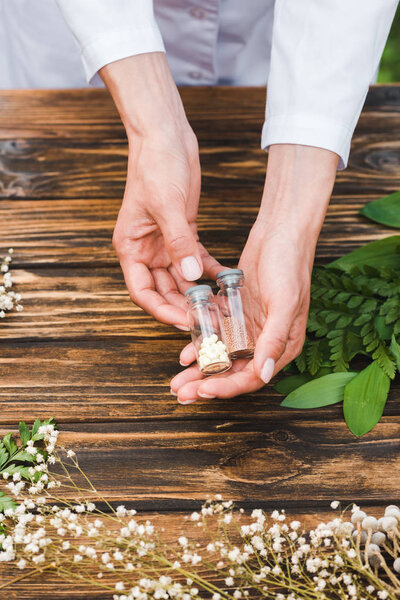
[0,86,399,596]
[0,421,398,510]
[0,194,398,268]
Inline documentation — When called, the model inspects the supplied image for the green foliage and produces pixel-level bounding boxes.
[0,418,56,516]
[360,190,400,228]
[329,235,400,271]
[343,361,390,437]
[298,263,400,379]
[281,372,358,409]
[378,4,400,83]
[278,236,400,435]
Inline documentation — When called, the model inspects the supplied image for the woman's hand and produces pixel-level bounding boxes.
[101,53,222,329]
[171,144,338,403]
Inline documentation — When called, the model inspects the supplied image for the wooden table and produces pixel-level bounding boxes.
[0,86,399,597]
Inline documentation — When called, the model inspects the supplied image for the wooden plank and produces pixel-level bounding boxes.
[0,420,398,509]
[0,193,398,267]
[0,87,400,200]
[0,339,398,423]
[0,267,176,340]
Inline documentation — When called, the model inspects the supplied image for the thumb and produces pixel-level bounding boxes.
[253,304,294,384]
[158,211,203,281]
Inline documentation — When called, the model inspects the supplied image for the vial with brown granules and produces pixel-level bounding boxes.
[216,269,255,360]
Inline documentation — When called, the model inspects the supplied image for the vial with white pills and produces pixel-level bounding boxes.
[184,285,232,375]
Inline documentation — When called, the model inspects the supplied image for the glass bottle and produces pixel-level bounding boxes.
[184,285,232,375]
[216,269,255,360]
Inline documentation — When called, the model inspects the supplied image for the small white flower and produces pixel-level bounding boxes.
[115,582,125,591]
[74,554,82,562]
[190,512,200,521]
[225,577,234,586]
[17,559,26,569]
[178,536,188,547]
[330,501,340,509]
[66,450,76,458]
[224,513,232,524]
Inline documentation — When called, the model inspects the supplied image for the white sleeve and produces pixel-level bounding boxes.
[262,0,398,169]
[55,0,165,84]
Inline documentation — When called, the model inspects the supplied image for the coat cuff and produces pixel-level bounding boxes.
[80,25,165,84]
[261,114,353,170]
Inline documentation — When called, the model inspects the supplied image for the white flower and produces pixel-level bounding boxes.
[393,558,400,573]
[225,577,234,586]
[190,512,200,521]
[351,510,367,525]
[224,514,232,524]
[66,450,76,458]
[212,594,221,600]
[330,501,340,509]
[362,516,378,531]
[74,554,82,562]
[115,582,125,591]
[381,516,398,532]
[17,559,26,569]
[116,505,127,517]
[378,592,389,599]
[178,536,188,547]
[290,520,301,531]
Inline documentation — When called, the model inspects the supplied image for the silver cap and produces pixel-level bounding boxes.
[216,268,244,284]
[184,284,213,301]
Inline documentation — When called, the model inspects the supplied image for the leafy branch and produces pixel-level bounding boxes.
[276,235,400,437]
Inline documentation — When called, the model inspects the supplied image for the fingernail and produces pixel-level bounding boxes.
[198,392,216,399]
[177,398,197,405]
[175,324,190,332]
[179,360,190,366]
[180,256,202,281]
[170,388,177,396]
[261,357,275,384]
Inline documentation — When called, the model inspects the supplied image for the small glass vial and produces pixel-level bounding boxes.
[184,285,232,375]
[216,269,255,360]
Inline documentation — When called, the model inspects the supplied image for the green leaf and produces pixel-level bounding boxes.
[0,448,9,470]
[19,421,30,446]
[0,491,18,513]
[374,315,393,340]
[281,372,358,409]
[329,236,400,272]
[2,433,17,456]
[31,418,41,439]
[275,369,331,395]
[295,352,307,373]
[11,450,35,463]
[390,335,400,372]
[372,342,396,379]
[360,190,400,228]
[343,361,390,437]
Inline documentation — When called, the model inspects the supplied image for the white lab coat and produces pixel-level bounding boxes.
[0,0,398,168]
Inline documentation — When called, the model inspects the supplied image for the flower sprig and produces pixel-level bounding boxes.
[0,421,399,600]
[0,248,23,318]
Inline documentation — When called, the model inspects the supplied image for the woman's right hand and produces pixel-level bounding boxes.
[100,53,222,329]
